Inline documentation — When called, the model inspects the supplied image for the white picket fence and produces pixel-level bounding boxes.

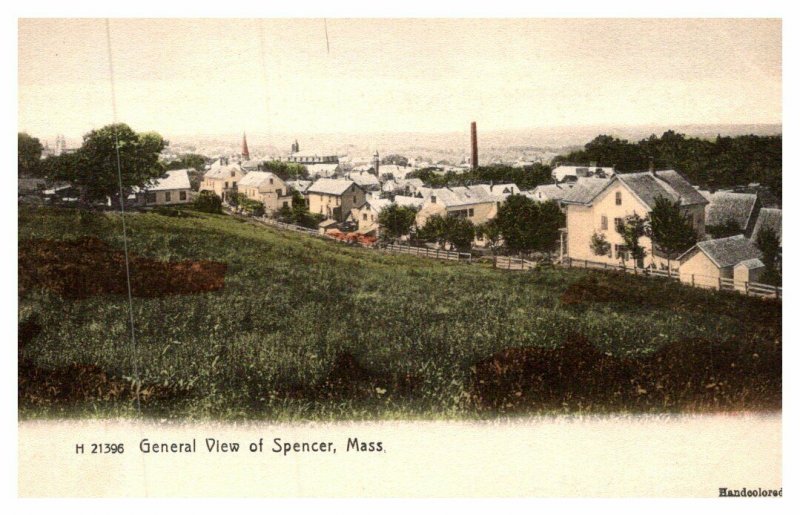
[562,257,781,299]
[383,243,471,262]
[494,256,537,271]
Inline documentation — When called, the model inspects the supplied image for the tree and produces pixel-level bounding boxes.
[475,218,503,265]
[615,213,648,266]
[706,218,742,239]
[647,195,698,269]
[18,133,44,176]
[494,195,565,256]
[755,225,781,285]
[48,124,167,204]
[262,160,309,181]
[377,204,418,241]
[590,232,611,257]
[194,191,222,214]
[418,214,475,252]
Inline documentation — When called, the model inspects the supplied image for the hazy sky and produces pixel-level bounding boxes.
[18,18,781,140]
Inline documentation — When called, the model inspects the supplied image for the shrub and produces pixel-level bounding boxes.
[194,191,222,214]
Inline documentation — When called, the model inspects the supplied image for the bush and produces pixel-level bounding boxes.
[194,191,222,214]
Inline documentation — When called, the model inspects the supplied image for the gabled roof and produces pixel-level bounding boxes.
[361,198,392,213]
[750,208,782,245]
[735,258,765,270]
[678,234,762,269]
[307,178,359,196]
[347,171,380,187]
[394,195,424,209]
[287,180,312,193]
[145,169,191,191]
[424,184,505,208]
[530,183,574,201]
[560,178,611,205]
[204,162,244,180]
[705,192,759,229]
[562,170,707,209]
[239,171,282,188]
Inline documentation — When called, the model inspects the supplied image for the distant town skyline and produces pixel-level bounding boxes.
[19,18,781,140]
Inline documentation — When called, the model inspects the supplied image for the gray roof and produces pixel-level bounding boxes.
[287,180,312,193]
[308,178,358,196]
[561,178,612,204]
[679,235,762,269]
[530,183,574,201]
[146,169,191,191]
[750,208,782,245]
[615,170,708,209]
[239,171,282,188]
[735,258,765,270]
[204,162,244,180]
[705,192,758,229]
[424,185,506,208]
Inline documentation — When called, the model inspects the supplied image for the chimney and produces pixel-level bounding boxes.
[470,121,478,170]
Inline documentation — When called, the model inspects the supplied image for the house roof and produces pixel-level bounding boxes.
[530,183,574,201]
[239,171,282,188]
[146,169,191,191]
[425,185,505,208]
[705,192,759,229]
[204,162,244,180]
[678,234,762,269]
[287,180,312,193]
[750,208,782,245]
[394,195,424,209]
[560,178,611,204]
[347,171,380,187]
[615,170,708,209]
[735,258,765,270]
[363,198,392,213]
[307,178,358,196]
[306,163,340,177]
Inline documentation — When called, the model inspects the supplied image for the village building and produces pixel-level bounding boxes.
[347,171,381,191]
[705,191,761,236]
[287,180,312,197]
[306,178,367,222]
[415,184,514,229]
[527,183,575,203]
[677,234,763,289]
[394,195,424,210]
[306,163,341,179]
[139,169,193,206]
[238,171,293,213]
[199,158,246,202]
[562,170,708,268]
[552,163,615,183]
[349,198,392,236]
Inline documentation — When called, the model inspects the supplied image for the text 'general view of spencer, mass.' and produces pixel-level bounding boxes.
[17,19,781,420]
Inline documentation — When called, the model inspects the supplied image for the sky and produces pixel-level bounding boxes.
[18,18,782,141]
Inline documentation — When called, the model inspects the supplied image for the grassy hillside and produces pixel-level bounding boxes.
[18,206,781,420]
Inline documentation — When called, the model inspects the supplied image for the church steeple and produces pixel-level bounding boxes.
[241,132,250,161]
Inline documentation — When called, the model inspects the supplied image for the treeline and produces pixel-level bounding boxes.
[406,164,553,191]
[552,131,782,198]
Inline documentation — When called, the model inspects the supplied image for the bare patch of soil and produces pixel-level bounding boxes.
[19,237,227,299]
[469,333,781,414]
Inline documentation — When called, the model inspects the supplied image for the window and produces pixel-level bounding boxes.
[615,191,622,205]
[230,171,235,177]
[614,217,622,230]
[431,195,437,204]
[165,192,171,202]
[224,182,229,188]
[269,178,273,185]
[276,189,282,197]
[353,195,357,203]
[614,244,629,261]
[468,208,474,217]
[179,191,186,201]
[362,213,368,221]
[601,215,608,230]
[283,201,289,208]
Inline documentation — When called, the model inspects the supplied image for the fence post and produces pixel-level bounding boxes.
[691,274,695,287]
[745,281,749,296]
[775,286,780,299]
[718,277,722,290]
[584,259,588,268]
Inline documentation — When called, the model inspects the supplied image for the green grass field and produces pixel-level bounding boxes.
[18,206,781,420]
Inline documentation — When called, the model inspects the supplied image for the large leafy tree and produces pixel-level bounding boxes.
[494,195,564,255]
[377,204,418,240]
[418,214,475,252]
[18,133,44,176]
[475,218,503,264]
[43,124,167,203]
[647,196,698,268]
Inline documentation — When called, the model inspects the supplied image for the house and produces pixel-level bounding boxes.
[347,171,381,191]
[306,163,341,179]
[139,169,193,206]
[705,192,760,236]
[199,158,246,202]
[307,179,367,222]
[238,171,293,213]
[750,208,782,247]
[397,178,425,196]
[241,159,262,172]
[287,180,312,197]
[552,164,615,183]
[677,235,762,289]
[415,185,509,229]
[527,183,574,203]
[562,171,708,268]
[379,164,414,181]
[350,198,392,236]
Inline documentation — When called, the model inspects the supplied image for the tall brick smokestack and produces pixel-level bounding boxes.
[470,121,478,170]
